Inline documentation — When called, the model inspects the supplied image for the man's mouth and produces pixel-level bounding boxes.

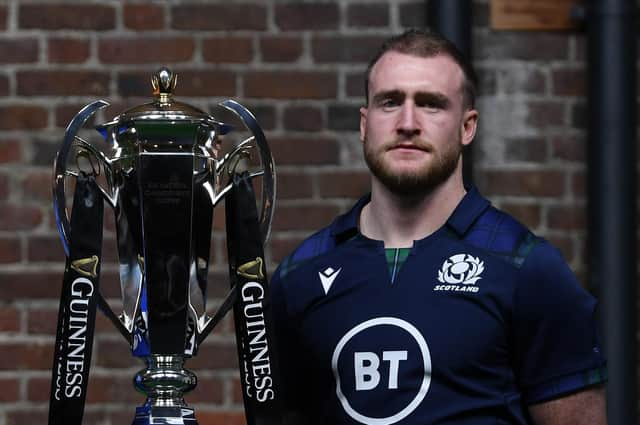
[387,141,432,153]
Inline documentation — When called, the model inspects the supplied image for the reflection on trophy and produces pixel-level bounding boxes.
[50,68,278,425]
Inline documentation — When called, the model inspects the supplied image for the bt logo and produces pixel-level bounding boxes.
[354,350,408,391]
[332,317,432,425]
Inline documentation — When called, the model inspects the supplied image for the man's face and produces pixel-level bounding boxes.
[360,52,477,195]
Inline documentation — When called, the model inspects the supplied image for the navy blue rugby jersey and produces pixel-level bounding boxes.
[269,187,606,425]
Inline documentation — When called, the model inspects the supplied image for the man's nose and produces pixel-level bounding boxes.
[396,103,420,136]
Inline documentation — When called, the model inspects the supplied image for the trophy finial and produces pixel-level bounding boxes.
[151,67,178,103]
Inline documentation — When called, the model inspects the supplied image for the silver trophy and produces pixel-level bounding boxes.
[52,68,275,425]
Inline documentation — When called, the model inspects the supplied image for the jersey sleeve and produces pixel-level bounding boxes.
[512,240,607,404]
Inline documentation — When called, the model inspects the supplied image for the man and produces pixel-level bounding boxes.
[269,29,607,424]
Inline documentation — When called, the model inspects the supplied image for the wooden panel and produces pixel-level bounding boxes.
[491,0,580,30]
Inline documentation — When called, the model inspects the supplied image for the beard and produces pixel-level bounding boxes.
[363,136,462,196]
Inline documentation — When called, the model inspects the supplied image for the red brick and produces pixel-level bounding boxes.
[26,235,67,263]
[0,204,43,231]
[17,71,110,96]
[124,4,164,30]
[197,411,246,425]
[399,2,427,28]
[328,104,360,131]
[0,270,118,302]
[94,339,136,368]
[22,170,51,201]
[108,410,138,425]
[347,3,389,28]
[99,37,195,64]
[571,170,586,199]
[548,204,587,230]
[476,66,498,95]
[0,271,58,301]
[346,72,366,99]
[272,204,340,231]
[0,105,47,129]
[19,4,115,30]
[187,341,238,370]
[55,103,99,128]
[238,103,276,130]
[499,67,546,94]
[552,67,586,97]
[0,172,7,200]
[86,376,142,403]
[0,237,21,264]
[0,306,20,332]
[230,376,244,404]
[245,72,337,99]
[0,6,6,30]
[48,38,90,63]
[270,235,306,264]
[203,37,253,64]
[504,137,547,163]
[0,38,38,63]
[526,100,565,128]
[476,33,570,61]
[27,376,49,402]
[275,3,339,30]
[0,75,8,96]
[27,308,57,335]
[95,305,125,334]
[187,376,224,403]
[277,172,313,199]
[500,203,542,230]
[118,70,235,98]
[7,410,48,425]
[0,378,20,402]
[268,136,339,165]
[481,170,566,197]
[0,342,52,370]
[571,102,586,129]
[260,36,303,63]
[318,170,370,198]
[283,106,323,131]
[172,5,266,30]
[313,36,386,63]
[551,134,586,162]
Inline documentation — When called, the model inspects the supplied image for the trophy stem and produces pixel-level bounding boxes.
[132,355,198,425]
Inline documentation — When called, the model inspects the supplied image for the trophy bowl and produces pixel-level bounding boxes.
[50,67,276,425]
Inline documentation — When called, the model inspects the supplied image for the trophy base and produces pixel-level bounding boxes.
[132,405,198,425]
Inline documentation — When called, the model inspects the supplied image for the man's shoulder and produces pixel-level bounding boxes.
[459,202,543,268]
[274,217,357,282]
[274,196,366,281]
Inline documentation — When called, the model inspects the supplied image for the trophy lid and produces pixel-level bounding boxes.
[109,67,212,123]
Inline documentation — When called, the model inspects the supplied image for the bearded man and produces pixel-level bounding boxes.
[270,29,607,425]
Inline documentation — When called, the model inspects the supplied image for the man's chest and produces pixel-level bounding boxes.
[287,242,520,421]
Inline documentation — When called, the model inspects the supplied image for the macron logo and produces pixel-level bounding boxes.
[319,267,341,294]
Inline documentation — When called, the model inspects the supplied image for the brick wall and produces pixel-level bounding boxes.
[0,1,636,424]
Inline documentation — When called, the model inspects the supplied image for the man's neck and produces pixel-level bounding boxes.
[359,175,466,248]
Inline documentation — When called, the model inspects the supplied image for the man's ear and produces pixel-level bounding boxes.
[461,108,478,146]
[359,106,368,144]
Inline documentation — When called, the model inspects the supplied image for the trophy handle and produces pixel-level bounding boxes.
[53,100,132,343]
[53,100,111,256]
[218,99,276,243]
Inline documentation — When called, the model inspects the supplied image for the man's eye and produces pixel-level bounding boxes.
[418,101,442,109]
[381,99,400,109]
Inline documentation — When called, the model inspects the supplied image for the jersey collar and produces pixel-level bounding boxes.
[330,187,491,243]
[445,186,491,237]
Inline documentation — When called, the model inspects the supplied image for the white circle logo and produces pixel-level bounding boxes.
[331,317,432,425]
